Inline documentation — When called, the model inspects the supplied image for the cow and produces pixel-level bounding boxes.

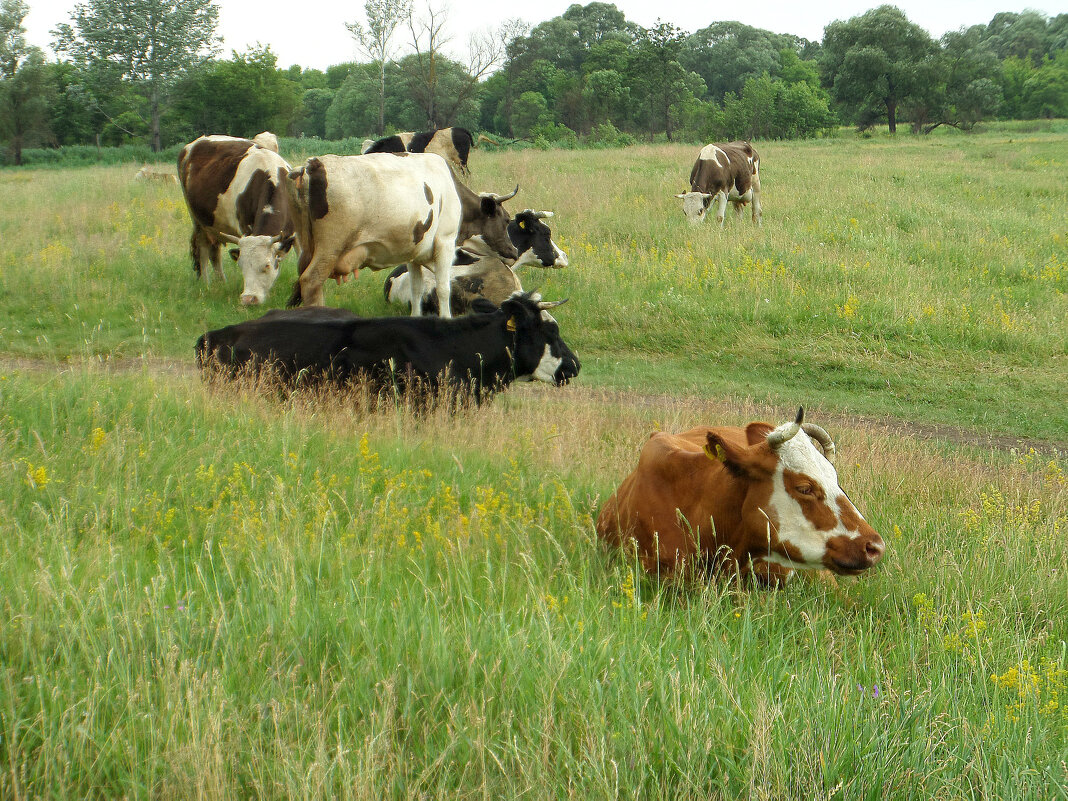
[595,408,884,587]
[134,165,178,184]
[284,152,519,315]
[383,209,569,315]
[362,127,474,176]
[251,131,280,153]
[195,291,580,403]
[674,141,762,226]
[178,135,297,306]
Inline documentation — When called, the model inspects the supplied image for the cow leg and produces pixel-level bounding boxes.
[427,241,455,318]
[751,190,763,226]
[406,263,426,316]
[292,247,353,307]
[191,227,221,283]
[715,192,729,227]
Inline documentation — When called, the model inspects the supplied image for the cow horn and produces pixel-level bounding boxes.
[802,423,836,462]
[218,232,241,245]
[537,298,569,310]
[531,210,554,219]
[270,232,286,245]
[766,406,804,450]
[483,185,519,203]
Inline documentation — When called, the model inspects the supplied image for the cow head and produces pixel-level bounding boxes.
[674,191,715,224]
[509,210,569,268]
[705,408,884,576]
[220,231,296,306]
[496,292,580,385]
[465,186,520,262]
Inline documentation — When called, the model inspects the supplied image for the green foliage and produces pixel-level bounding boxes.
[585,121,634,148]
[709,74,836,140]
[510,90,551,137]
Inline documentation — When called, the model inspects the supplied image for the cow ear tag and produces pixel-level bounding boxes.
[506,317,517,331]
[703,443,727,462]
[518,220,526,229]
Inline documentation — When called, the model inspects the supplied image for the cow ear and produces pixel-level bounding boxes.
[704,431,768,478]
[229,248,240,261]
[279,234,296,254]
[744,422,775,445]
[480,196,498,216]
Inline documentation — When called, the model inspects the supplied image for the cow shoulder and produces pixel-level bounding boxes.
[180,137,254,228]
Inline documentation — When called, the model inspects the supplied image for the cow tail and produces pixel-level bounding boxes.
[189,229,201,276]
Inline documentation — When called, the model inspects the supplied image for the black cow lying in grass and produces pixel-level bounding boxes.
[195,292,580,403]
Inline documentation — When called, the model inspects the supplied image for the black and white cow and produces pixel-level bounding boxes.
[284,152,519,314]
[674,141,762,226]
[195,291,580,402]
[178,134,297,305]
[383,209,569,315]
[362,127,474,176]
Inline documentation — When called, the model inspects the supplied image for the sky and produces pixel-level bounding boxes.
[21,0,1066,72]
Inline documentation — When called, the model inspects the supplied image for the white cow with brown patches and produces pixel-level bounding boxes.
[283,152,518,314]
[675,140,762,226]
[596,407,884,586]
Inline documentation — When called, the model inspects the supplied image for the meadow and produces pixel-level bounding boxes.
[0,128,1066,798]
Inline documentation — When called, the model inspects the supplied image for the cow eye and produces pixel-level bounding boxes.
[796,484,814,496]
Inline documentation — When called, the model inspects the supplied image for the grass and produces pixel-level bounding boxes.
[1,129,1066,798]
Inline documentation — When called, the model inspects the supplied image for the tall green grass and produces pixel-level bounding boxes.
[1,368,1065,798]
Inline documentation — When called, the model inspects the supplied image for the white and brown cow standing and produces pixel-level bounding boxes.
[362,127,475,177]
[596,407,884,587]
[178,135,296,306]
[675,140,762,226]
[284,152,519,314]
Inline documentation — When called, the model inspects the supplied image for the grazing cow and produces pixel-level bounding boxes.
[134,165,178,184]
[251,131,280,153]
[178,135,297,306]
[674,141,762,226]
[284,152,519,314]
[362,127,474,176]
[195,291,580,402]
[596,408,884,586]
[383,209,569,315]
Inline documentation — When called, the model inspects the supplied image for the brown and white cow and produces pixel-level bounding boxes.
[251,131,280,153]
[674,141,762,226]
[362,127,474,176]
[596,408,884,586]
[284,152,519,314]
[178,135,297,306]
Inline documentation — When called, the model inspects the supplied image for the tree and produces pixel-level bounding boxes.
[631,21,701,140]
[820,5,936,133]
[681,21,804,102]
[53,0,220,151]
[1,0,51,164]
[347,0,412,135]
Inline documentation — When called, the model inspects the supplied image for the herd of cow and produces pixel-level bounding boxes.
[181,128,882,588]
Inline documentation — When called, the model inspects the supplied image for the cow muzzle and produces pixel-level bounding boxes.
[240,294,262,306]
[825,532,885,574]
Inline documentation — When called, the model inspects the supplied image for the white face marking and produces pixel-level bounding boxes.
[237,234,283,305]
[675,191,714,224]
[531,344,563,383]
[764,425,861,567]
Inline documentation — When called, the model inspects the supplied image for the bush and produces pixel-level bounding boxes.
[586,122,635,148]
[530,122,578,150]
[707,73,837,141]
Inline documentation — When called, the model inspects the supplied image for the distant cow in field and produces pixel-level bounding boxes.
[284,152,519,314]
[362,127,475,176]
[178,135,297,306]
[135,165,178,184]
[384,209,569,315]
[675,141,762,226]
[195,291,580,402]
[596,407,883,586]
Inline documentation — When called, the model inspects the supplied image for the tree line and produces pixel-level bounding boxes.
[1,0,1066,165]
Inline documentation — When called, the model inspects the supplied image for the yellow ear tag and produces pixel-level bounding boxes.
[506,317,517,331]
[519,220,526,229]
[703,443,727,462]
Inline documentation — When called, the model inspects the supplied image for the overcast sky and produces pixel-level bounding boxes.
[21,0,1064,72]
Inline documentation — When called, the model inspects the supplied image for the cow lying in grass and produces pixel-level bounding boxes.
[383,209,568,316]
[195,291,580,403]
[596,408,884,586]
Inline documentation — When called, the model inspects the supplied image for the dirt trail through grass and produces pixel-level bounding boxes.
[4,354,1062,455]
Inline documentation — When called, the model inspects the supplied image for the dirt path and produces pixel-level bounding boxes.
[2,355,1063,456]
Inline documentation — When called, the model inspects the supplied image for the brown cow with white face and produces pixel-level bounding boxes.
[675,141,762,226]
[178,135,297,306]
[596,408,884,586]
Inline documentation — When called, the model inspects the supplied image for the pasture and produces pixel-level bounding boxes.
[1,129,1066,799]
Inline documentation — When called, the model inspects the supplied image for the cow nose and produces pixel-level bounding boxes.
[240,294,260,306]
[865,538,885,564]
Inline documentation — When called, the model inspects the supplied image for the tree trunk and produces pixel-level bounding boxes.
[378,61,386,135]
[151,84,161,152]
[13,132,22,166]
[887,99,897,134]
